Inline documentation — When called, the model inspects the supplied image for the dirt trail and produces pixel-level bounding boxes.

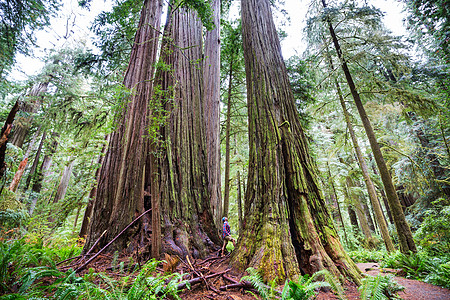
[356,263,450,300]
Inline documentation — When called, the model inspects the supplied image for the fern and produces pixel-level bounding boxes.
[359,274,404,300]
[241,267,270,300]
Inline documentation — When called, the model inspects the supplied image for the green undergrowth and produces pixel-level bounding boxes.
[0,238,188,299]
[349,248,450,289]
[381,251,450,289]
[242,267,345,300]
[359,274,404,300]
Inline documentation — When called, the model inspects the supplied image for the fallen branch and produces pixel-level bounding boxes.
[75,209,151,273]
[177,269,230,290]
[219,281,253,291]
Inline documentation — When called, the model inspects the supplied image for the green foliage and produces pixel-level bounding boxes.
[241,268,270,300]
[358,274,404,300]
[382,250,450,288]
[414,199,450,254]
[0,240,186,299]
[404,0,450,62]
[0,0,59,77]
[349,250,387,263]
[242,268,339,300]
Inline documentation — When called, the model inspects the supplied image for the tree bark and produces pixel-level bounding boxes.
[151,2,220,259]
[232,0,361,283]
[237,170,243,235]
[322,0,416,253]
[84,0,163,253]
[203,0,222,226]
[0,100,20,179]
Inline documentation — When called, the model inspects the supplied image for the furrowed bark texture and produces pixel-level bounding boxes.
[322,0,416,253]
[203,0,222,226]
[233,0,361,283]
[151,4,220,259]
[84,0,163,252]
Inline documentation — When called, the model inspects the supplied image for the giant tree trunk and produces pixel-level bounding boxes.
[203,0,222,226]
[232,0,360,283]
[322,0,416,253]
[150,3,220,259]
[84,0,163,253]
[10,82,48,148]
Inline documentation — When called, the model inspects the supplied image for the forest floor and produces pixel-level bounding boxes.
[68,251,450,299]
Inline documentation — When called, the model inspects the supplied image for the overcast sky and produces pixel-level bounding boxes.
[8,0,407,82]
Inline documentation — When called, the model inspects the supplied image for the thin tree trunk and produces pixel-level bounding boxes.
[346,177,372,240]
[327,162,348,245]
[237,170,243,235]
[149,149,161,258]
[24,131,46,191]
[233,0,361,283]
[8,157,28,192]
[0,100,20,179]
[347,204,360,234]
[53,160,74,204]
[322,0,415,253]
[327,45,394,251]
[84,0,164,253]
[203,0,222,226]
[362,201,376,233]
[223,59,234,218]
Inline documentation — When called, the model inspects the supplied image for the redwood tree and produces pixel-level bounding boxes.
[150,2,220,259]
[232,0,361,283]
[84,0,163,252]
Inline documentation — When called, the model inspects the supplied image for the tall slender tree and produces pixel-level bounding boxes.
[321,0,416,253]
[232,0,360,283]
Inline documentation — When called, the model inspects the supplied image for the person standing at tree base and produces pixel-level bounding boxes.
[221,217,236,256]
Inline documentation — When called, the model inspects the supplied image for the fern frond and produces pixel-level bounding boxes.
[241,267,269,300]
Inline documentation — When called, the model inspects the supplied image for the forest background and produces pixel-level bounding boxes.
[0,0,449,298]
